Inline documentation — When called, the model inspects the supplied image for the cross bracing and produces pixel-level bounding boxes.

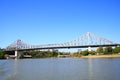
[6,32,118,50]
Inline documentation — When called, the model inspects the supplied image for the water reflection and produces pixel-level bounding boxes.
[0,58,120,80]
[88,58,94,80]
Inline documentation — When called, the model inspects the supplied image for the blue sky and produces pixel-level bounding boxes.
[0,0,120,48]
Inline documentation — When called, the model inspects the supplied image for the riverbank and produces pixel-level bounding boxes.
[81,54,120,58]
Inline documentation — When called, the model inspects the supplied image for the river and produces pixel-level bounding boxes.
[0,58,120,80]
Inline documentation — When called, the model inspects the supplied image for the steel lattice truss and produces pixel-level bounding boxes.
[6,32,115,50]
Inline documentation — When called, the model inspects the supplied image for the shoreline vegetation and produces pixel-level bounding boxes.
[0,46,120,59]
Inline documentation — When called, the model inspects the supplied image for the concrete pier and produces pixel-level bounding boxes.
[15,50,23,59]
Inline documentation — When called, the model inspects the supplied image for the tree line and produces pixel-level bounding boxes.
[0,46,120,59]
[72,46,120,57]
[21,50,70,58]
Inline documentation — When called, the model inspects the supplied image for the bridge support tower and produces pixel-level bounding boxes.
[15,50,23,59]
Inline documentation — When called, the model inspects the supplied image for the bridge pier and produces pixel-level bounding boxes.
[15,50,23,59]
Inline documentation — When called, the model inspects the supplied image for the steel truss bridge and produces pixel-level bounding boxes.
[5,32,119,51]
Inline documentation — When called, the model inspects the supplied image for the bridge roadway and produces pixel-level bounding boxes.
[5,44,120,51]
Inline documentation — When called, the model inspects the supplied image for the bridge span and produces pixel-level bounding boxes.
[5,44,119,51]
[3,32,120,59]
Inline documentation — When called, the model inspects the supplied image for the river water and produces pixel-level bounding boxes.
[0,58,120,80]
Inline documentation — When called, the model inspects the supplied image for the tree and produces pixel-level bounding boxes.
[104,46,113,54]
[113,46,120,53]
[89,50,96,55]
[52,50,58,57]
[0,50,5,59]
[96,47,103,54]
[81,50,89,56]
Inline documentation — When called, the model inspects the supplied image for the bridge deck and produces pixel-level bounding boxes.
[5,44,120,51]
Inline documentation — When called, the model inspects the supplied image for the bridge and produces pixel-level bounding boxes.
[4,32,120,59]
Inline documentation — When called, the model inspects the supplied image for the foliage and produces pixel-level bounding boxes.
[81,50,89,56]
[96,47,103,53]
[23,51,31,55]
[89,50,96,55]
[104,46,113,54]
[0,50,5,59]
[52,50,58,57]
[23,50,59,58]
[113,46,120,53]
[72,52,81,57]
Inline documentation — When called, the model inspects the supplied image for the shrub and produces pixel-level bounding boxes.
[81,50,89,56]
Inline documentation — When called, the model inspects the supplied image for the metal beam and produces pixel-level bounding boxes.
[5,44,120,51]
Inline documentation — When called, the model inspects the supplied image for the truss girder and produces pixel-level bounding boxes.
[6,32,115,50]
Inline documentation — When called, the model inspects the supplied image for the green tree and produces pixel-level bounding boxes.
[51,50,58,57]
[81,50,89,56]
[89,50,96,55]
[96,47,103,54]
[113,46,120,53]
[23,51,31,55]
[104,46,113,54]
[0,50,5,59]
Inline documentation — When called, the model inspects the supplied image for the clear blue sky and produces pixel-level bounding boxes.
[0,0,120,48]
